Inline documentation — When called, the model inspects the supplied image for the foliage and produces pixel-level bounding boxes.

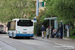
[69,36,75,39]
[70,26,75,36]
[37,10,45,22]
[34,22,42,36]
[35,0,75,36]
[44,0,75,24]
[43,0,75,37]
[0,0,35,23]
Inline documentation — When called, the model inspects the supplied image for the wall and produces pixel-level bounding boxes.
[0,22,8,32]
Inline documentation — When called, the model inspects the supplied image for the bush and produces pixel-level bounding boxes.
[70,29,75,36]
[69,35,75,39]
[70,26,75,36]
[34,22,42,36]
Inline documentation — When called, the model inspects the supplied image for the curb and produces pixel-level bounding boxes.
[34,35,75,42]
[63,38,75,41]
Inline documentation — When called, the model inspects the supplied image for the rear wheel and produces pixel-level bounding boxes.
[9,36,12,38]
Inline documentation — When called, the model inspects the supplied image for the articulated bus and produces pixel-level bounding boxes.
[7,19,34,38]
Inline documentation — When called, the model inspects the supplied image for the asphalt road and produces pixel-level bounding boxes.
[0,34,75,50]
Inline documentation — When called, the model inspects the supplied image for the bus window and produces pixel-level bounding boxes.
[17,20,33,26]
[8,20,16,30]
[7,22,11,30]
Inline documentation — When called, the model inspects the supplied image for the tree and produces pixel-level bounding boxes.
[0,0,36,22]
[43,0,75,36]
[34,10,49,36]
[44,0,75,23]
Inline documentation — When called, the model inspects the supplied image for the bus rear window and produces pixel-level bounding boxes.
[17,20,33,26]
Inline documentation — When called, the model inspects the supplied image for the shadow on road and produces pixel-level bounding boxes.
[13,37,34,40]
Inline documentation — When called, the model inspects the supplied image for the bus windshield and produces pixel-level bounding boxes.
[17,20,33,26]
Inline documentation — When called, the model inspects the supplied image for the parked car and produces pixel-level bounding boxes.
[0,30,6,34]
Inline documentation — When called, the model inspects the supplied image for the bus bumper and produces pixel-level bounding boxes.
[15,34,34,37]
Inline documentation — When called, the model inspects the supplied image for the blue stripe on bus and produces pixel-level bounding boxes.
[8,33,34,37]
[16,33,34,37]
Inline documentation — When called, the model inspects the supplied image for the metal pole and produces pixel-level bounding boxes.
[35,0,39,36]
[63,24,64,38]
[49,20,50,38]
[49,20,51,39]
[36,0,39,16]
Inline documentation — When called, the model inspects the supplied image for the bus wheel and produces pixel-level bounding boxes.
[12,32,14,38]
[9,36,12,38]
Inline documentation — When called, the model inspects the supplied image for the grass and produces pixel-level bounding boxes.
[69,36,75,39]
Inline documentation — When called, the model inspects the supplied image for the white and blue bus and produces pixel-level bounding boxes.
[7,19,34,38]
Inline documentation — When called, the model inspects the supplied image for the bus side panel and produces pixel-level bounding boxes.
[8,31,16,37]
[8,33,12,37]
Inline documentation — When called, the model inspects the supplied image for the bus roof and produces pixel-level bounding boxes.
[12,19,30,21]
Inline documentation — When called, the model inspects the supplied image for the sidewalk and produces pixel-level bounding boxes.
[34,36,75,47]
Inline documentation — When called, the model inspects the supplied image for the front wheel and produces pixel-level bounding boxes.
[12,32,14,38]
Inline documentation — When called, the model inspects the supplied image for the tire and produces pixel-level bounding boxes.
[8,32,12,38]
[12,33,16,39]
[9,36,12,38]
[12,32,14,38]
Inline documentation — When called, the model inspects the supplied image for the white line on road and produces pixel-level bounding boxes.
[0,41,16,50]
[0,36,35,50]
[35,38,75,50]
[53,42,75,49]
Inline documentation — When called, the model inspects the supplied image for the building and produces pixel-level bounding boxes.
[0,22,8,32]
[33,0,45,12]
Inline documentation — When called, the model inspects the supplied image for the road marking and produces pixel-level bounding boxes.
[53,44,75,49]
[0,40,16,50]
[0,39,34,50]
[35,38,75,50]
